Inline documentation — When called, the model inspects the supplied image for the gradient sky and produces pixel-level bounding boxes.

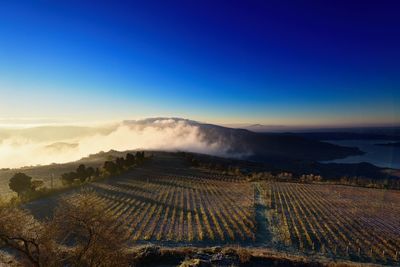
[0,0,399,126]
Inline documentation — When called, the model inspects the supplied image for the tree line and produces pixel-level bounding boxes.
[61,151,145,185]
[8,152,147,202]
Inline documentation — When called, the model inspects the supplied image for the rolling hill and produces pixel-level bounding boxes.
[123,118,363,161]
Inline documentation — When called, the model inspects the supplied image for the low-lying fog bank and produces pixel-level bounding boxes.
[0,118,238,169]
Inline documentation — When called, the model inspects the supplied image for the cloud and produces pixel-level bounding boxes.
[0,118,243,168]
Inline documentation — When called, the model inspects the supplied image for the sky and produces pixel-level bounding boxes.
[0,0,399,127]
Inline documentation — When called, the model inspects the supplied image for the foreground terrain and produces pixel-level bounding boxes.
[24,152,400,266]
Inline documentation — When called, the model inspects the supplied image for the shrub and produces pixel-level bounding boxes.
[9,173,33,198]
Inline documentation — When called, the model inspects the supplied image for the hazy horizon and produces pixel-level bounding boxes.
[1,116,399,130]
[0,118,244,169]
[1,116,399,169]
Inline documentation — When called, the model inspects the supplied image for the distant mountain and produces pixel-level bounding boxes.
[197,123,362,161]
[291,131,400,141]
[224,123,292,132]
[124,118,363,161]
[231,124,400,136]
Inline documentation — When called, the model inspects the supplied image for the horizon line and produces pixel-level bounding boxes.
[0,117,399,130]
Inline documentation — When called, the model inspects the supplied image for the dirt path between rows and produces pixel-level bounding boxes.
[254,182,272,247]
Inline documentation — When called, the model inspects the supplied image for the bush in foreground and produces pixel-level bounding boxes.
[0,192,129,267]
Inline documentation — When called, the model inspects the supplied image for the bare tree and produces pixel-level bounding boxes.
[0,207,61,267]
[52,191,130,267]
[0,191,130,267]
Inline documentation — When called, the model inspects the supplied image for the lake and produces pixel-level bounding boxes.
[323,140,400,169]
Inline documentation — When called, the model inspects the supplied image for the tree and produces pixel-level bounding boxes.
[61,172,77,185]
[94,168,100,178]
[0,207,61,267]
[9,173,33,197]
[74,164,96,183]
[85,167,95,180]
[76,164,88,182]
[115,157,125,171]
[135,151,145,163]
[103,161,118,175]
[125,153,135,166]
[0,191,130,267]
[31,180,45,191]
[52,192,130,266]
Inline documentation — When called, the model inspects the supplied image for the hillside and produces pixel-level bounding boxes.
[23,152,400,266]
[124,118,363,161]
[0,150,129,198]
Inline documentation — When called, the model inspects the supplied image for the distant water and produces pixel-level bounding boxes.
[323,140,400,169]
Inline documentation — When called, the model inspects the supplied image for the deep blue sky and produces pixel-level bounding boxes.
[0,0,399,126]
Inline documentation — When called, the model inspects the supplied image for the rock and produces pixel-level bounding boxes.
[210,252,239,266]
[135,245,160,258]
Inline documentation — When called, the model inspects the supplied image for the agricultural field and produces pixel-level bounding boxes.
[86,154,256,244]
[25,152,400,265]
[263,182,400,264]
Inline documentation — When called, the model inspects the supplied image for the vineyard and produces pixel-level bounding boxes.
[84,154,256,244]
[25,153,400,265]
[263,182,400,264]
